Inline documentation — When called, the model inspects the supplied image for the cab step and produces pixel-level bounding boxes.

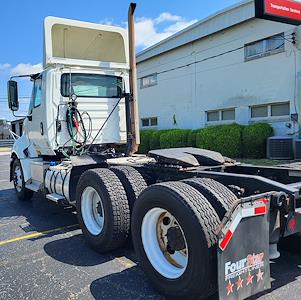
[46,193,65,204]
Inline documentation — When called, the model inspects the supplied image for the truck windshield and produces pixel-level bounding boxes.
[61,73,123,98]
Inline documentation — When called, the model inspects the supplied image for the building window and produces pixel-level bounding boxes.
[150,117,158,126]
[141,118,149,127]
[250,102,290,119]
[140,74,157,89]
[251,105,268,118]
[245,33,285,61]
[207,110,219,122]
[271,102,290,117]
[222,109,235,121]
[141,117,158,127]
[207,108,235,122]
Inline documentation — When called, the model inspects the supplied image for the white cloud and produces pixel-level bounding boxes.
[10,63,43,76]
[107,12,197,50]
[0,63,11,71]
[135,13,197,49]
[154,12,182,24]
[164,20,196,33]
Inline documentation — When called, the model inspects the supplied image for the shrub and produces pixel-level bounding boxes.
[187,130,197,147]
[187,129,205,147]
[160,129,191,149]
[149,130,169,150]
[138,130,156,154]
[242,123,273,158]
[196,124,243,158]
[139,123,273,158]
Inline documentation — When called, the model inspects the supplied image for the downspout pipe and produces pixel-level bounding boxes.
[128,2,140,155]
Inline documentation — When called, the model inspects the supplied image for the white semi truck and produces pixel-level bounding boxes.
[6,3,301,299]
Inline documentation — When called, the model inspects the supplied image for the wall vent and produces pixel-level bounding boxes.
[267,137,294,160]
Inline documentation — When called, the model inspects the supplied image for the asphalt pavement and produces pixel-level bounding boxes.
[1,152,301,299]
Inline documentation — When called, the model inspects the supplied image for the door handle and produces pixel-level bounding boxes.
[40,122,44,135]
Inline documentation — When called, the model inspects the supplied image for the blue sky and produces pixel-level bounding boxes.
[0,0,241,120]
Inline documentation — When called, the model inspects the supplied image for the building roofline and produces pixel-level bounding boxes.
[137,0,254,63]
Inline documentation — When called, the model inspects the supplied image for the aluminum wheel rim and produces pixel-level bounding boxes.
[81,186,104,236]
[14,165,22,192]
[141,207,188,279]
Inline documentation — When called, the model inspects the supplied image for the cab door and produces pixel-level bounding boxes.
[27,76,52,155]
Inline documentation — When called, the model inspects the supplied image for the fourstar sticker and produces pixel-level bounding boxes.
[226,280,234,295]
[256,269,264,282]
[246,272,254,286]
[236,276,244,290]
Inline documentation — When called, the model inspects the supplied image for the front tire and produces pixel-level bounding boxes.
[12,159,33,201]
[131,181,220,299]
[76,168,130,253]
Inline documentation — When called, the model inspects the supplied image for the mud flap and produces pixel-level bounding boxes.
[218,201,271,300]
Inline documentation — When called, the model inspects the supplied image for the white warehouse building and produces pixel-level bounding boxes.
[137,0,301,137]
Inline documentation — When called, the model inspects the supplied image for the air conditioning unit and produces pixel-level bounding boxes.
[267,137,294,160]
[295,140,301,160]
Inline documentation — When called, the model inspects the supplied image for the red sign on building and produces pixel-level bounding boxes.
[256,0,301,25]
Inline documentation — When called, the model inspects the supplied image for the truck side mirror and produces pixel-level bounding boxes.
[7,80,19,111]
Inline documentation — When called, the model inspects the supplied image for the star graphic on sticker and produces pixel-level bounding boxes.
[256,268,264,282]
[236,276,244,290]
[226,280,234,295]
[246,272,254,286]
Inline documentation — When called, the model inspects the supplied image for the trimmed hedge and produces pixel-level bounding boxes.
[149,130,170,150]
[196,124,243,158]
[160,129,191,149]
[242,123,273,158]
[187,130,197,147]
[187,129,204,147]
[138,130,156,154]
[138,123,273,159]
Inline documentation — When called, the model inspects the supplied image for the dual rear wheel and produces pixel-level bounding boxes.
[76,168,237,298]
[132,181,222,298]
[76,166,146,252]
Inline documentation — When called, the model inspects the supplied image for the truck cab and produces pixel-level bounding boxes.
[8,17,132,186]
[10,17,130,158]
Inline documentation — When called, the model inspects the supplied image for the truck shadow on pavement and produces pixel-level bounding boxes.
[0,188,78,234]
[43,233,163,299]
[89,266,164,300]
[89,247,301,300]
[43,234,133,267]
[249,248,301,299]
[3,187,301,299]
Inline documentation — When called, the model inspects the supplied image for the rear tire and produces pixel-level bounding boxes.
[110,166,147,209]
[182,177,237,219]
[12,159,34,201]
[131,181,220,299]
[76,168,130,253]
